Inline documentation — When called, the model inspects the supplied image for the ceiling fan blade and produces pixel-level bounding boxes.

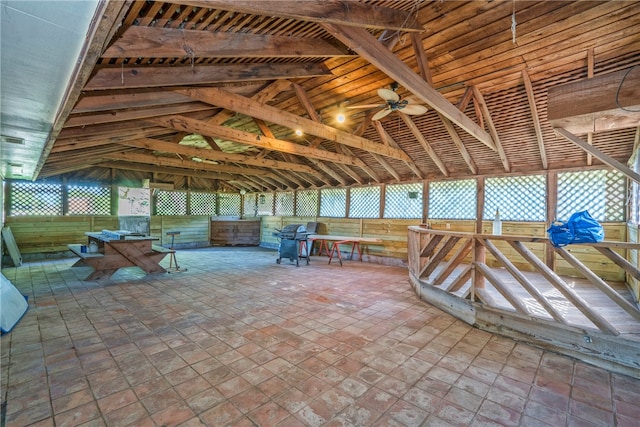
[372,108,392,121]
[377,88,400,102]
[401,104,428,115]
[346,104,383,110]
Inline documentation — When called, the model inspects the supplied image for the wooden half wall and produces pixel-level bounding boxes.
[1,215,630,284]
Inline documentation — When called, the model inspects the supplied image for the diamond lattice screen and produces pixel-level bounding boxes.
[558,169,625,222]
[243,194,257,217]
[155,191,187,215]
[218,193,241,217]
[296,190,318,217]
[484,175,546,221]
[8,181,62,216]
[67,185,111,215]
[190,192,216,215]
[631,156,640,225]
[275,192,294,216]
[429,179,476,220]
[320,188,347,217]
[257,193,274,216]
[384,182,423,219]
[349,186,381,218]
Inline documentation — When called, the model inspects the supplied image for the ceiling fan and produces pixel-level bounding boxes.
[346,84,428,121]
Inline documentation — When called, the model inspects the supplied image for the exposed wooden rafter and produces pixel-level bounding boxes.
[471,86,510,172]
[149,115,364,166]
[85,63,331,90]
[522,69,548,169]
[321,22,496,151]
[103,26,354,58]
[176,87,413,162]
[176,0,423,32]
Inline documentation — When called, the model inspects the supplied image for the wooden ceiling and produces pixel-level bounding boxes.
[36,0,640,192]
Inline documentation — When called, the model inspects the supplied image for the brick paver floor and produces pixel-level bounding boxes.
[1,247,639,426]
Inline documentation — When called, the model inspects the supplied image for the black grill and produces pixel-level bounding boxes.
[273,224,310,266]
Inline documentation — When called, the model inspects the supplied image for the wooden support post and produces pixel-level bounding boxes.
[473,177,486,299]
[545,171,557,269]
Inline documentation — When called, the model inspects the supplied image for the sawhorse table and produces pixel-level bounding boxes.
[307,235,382,266]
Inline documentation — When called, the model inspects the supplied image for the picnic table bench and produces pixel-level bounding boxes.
[68,230,174,280]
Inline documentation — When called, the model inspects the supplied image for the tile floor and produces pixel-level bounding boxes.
[1,247,639,426]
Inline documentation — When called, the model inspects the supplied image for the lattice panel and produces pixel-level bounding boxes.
[384,182,423,219]
[275,192,294,216]
[243,194,257,217]
[296,190,318,217]
[558,169,625,222]
[485,175,546,221]
[218,193,241,217]
[67,185,111,215]
[155,190,187,215]
[8,181,63,216]
[429,179,476,220]
[349,186,381,218]
[190,192,216,215]
[320,188,347,217]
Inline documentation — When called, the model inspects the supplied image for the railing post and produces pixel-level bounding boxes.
[473,177,486,300]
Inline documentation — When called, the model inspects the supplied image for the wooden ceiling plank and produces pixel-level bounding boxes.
[85,63,331,90]
[439,114,478,175]
[321,22,496,151]
[522,69,548,169]
[372,121,424,180]
[175,0,423,32]
[72,91,194,114]
[336,144,380,183]
[105,151,273,177]
[399,114,449,177]
[119,138,316,174]
[103,26,354,58]
[555,128,640,185]
[471,86,511,172]
[149,115,363,166]
[176,87,412,162]
[307,158,347,186]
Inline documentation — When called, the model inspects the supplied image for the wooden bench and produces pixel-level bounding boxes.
[307,235,383,266]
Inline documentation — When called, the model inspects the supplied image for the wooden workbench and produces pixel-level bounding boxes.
[69,231,173,280]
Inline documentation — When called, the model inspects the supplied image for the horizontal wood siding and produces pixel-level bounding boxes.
[4,216,118,253]
[150,216,210,248]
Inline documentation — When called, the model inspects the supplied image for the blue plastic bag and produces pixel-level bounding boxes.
[547,210,604,247]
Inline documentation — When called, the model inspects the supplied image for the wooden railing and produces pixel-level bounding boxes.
[407,226,640,336]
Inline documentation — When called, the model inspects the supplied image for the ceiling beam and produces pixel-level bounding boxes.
[118,138,316,174]
[103,26,354,58]
[400,114,449,177]
[555,127,640,185]
[85,63,331,90]
[176,87,412,162]
[471,86,510,172]
[64,103,215,127]
[104,152,275,177]
[522,69,548,169]
[149,115,364,166]
[175,0,423,32]
[321,23,496,151]
[372,121,424,180]
[547,67,640,134]
[98,161,236,181]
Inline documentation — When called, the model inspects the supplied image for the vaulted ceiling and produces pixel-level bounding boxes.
[2,0,639,192]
